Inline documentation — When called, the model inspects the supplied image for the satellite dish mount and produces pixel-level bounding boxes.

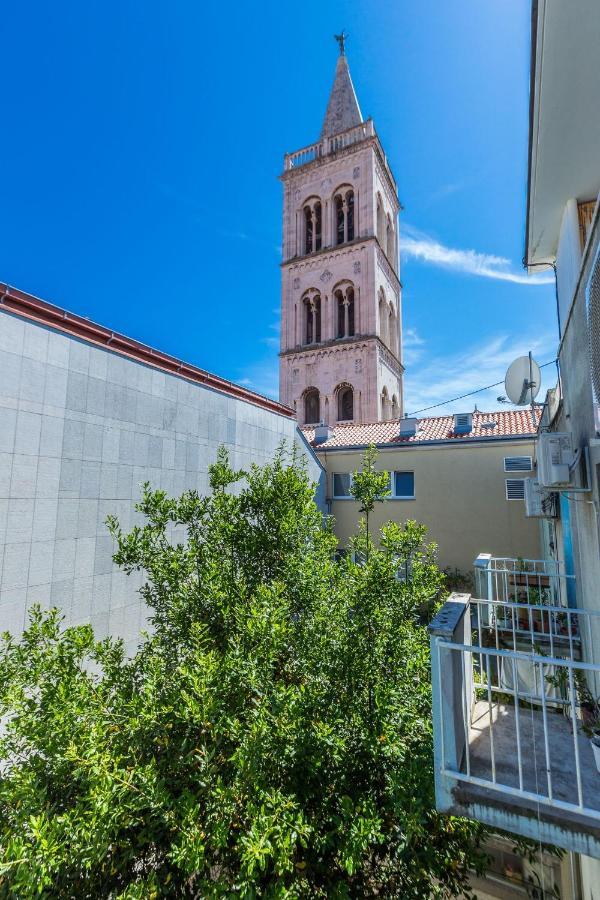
[504,352,542,413]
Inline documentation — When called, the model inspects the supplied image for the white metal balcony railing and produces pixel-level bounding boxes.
[474,554,576,609]
[284,120,376,171]
[473,555,580,655]
[430,556,600,857]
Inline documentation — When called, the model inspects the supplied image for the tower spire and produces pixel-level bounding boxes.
[320,37,363,139]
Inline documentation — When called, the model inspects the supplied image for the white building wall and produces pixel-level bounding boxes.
[556,198,583,330]
[552,207,600,893]
[0,309,323,655]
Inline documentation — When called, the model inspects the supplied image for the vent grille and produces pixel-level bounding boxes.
[454,413,472,434]
[506,479,525,500]
[588,242,600,402]
[504,456,533,472]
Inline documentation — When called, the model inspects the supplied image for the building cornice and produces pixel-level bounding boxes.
[524,0,539,267]
[282,236,369,268]
[375,244,401,292]
[279,333,404,374]
[0,283,296,419]
[282,235,402,290]
[312,434,537,455]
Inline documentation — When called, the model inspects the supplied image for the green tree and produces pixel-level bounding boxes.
[349,443,390,561]
[0,446,487,898]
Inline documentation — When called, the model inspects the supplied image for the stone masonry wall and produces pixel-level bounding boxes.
[0,309,323,655]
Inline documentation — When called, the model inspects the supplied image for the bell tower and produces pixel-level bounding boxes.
[279,37,403,426]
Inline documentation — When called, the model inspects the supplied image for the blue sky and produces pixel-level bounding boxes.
[0,0,557,415]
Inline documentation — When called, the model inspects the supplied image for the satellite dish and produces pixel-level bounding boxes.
[505,355,541,406]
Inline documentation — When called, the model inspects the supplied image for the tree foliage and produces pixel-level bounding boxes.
[0,446,487,898]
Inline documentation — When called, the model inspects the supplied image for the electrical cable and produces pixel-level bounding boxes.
[407,360,557,417]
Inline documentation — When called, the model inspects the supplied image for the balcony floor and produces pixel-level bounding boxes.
[461,701,600,824]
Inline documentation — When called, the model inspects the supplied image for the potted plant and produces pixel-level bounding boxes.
[573,674,600,772]
[591,728,600,773]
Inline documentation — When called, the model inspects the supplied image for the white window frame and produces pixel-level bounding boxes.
[505,478,526,501]
[391,470,415,500]
[503,456,533,473]
[332,472,353,499]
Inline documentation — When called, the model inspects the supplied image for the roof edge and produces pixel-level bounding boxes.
[310,434,538,453]
[524,0,540,268]
[0,283,295,419]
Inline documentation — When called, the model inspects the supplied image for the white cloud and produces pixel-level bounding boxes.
[404,331,557,416]
[402,326,426,366]
[259,315,281,351]
[238,315,281,399]
[404,327,424,346]
[237,358,279,400]
[401,225,554,285]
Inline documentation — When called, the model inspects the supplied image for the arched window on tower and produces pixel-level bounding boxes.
[304,388,320,425]
[386,215,395,262]
[304,206,312,255]
[392,395,400,419]
[334,188,355,245]
[347,191,354,241]
[377,194,385,246]
[303,200,322,255]
[388,305,398,356]
[337,384,354,422]
[335,283,355,339]
[303,291,321,345]
[379,290,388,347]
[381,387,391,421]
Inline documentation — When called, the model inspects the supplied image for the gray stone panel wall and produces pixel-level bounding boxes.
[0,311,323,654]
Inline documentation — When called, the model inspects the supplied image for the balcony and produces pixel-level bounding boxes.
[283,121,375,171]
[430,556,600,859]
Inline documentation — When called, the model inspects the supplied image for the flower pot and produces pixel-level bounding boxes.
[591,738,600,773]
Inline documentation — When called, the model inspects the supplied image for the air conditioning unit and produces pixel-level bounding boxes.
[537,432,575,487]
[524,477,556,518]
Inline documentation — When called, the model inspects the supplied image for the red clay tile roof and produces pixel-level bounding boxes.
[302,409,540,449]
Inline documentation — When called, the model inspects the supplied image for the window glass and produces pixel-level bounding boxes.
[347,191,354,241]
[394,471,414,498]
[338,388,353,421]
[333,473,352,497]
[347,290,354,335]
[304,390,320,424]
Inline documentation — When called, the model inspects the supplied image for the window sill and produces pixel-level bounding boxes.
[332,496,416,501]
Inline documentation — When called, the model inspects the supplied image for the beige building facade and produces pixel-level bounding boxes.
[303,411,541,575]
[279,48,403,426]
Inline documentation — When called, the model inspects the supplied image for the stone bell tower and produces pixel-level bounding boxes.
[279,35,403,426]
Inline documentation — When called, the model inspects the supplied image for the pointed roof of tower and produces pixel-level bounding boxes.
[320,42,363,139]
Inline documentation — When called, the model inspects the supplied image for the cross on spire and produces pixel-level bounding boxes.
[334,30,348,56]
